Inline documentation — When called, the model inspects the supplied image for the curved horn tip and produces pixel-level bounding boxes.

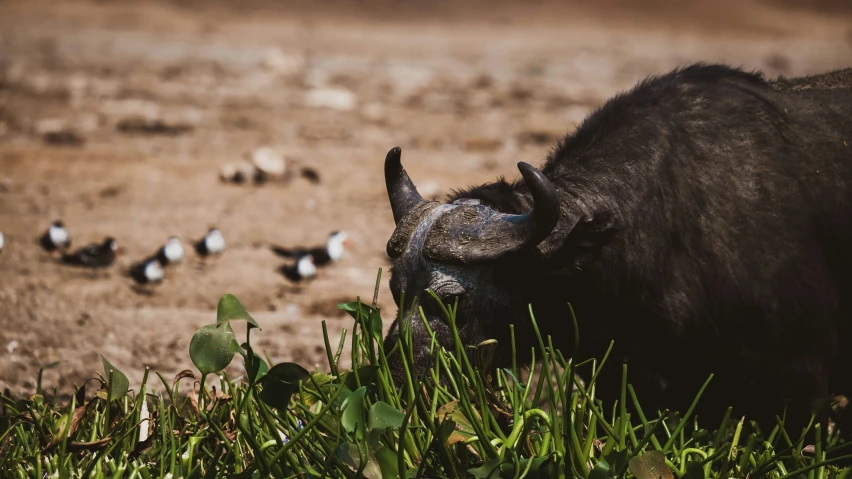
[384,146,403,171]
[517,160,559,235]
[516,161,543,178]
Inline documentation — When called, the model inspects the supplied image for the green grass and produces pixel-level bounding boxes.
[1,268,850,478]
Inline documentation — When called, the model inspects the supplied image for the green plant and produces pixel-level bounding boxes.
[1,269,850,478]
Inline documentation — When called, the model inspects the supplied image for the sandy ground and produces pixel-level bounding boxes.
[0,0,850,399]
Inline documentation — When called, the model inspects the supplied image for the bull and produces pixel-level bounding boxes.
[380,63,852,433]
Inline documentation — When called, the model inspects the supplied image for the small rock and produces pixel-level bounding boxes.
[34,118,67,135]
[220,163,238,183]
[100,99,160,121]
[35,119,86,146]
[7,340,18,354]
[116,117,193,136]
[219,161,255,184]
[233,161,256,184]
[305,87,357,112]
[263,48,307,77]
[251,146,286,180]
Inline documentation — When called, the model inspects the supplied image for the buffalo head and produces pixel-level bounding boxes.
[380,146,565,384]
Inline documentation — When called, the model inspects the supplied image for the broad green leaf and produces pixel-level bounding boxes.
[52,413,69,440]
[333,384,353,409]
[341,386,367,439]
[342,365,380,391]
[588,459,612,479]
[436,400,479,445]
[367,401,405,432]
[628,451,674,479]
[338,302,382,342]
[367,308,383,342]
[374,446,400,479]
[468,458,503,478]
[367,428,385,451]
[243,346,268,384]
[604,449,628,476]
[337,441,382,479]
[494,456,556,479]
[100,355,129,401]
[217,294,259,329]
[258,362,311,410]
[437,418,456,445]
[189,323,241,376]
[300,372,337,407]
[523,453,561,479]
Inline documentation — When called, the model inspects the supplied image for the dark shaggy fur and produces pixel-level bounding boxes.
[384,63,852,434]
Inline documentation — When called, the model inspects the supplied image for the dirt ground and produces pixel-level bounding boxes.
[0,0,850,399]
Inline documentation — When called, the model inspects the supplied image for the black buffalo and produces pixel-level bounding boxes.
[380,63,852,433]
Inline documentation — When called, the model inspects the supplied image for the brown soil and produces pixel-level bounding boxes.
[0,0,850,398]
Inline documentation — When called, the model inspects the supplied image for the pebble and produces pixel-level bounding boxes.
[305,87,356,112]
[251,146,286,180]
[263,48,307,77]
[34,118,67,135]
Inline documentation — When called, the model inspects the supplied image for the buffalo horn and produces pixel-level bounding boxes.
[512,161,560,248]
[424,162,560,263]
[384,147,425,225]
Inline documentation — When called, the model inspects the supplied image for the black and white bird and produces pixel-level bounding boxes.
[61,237,119,268]
[129,257,165,285]
[156,236,184,265]
[281,254,318,282]
[195,228,225,256]
[0,231,4,255]
[272,230,350,267]
[40,220,71,252]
